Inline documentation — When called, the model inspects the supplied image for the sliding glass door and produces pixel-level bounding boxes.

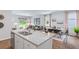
[67,11,77,36]
[68,19,76,36]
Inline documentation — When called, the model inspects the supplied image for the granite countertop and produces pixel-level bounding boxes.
[11,30,55,46]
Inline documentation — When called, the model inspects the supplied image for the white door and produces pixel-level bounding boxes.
[15,35,24,49]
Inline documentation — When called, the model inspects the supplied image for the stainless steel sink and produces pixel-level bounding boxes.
[18,31,32,36]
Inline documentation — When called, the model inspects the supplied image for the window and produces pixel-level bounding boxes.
[34,18,40,26]
[68,19,77,35]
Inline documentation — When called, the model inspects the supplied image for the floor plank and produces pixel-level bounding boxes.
[53,36,79,49]
[0,39,11,49]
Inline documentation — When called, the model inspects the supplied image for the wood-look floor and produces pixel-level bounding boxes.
[53,36,79,49]
[67,36,79,49]
[0,39,11,49]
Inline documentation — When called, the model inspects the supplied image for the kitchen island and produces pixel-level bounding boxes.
[11,30,56,49]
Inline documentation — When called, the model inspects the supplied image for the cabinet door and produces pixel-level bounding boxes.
[15,35,24,49]
[24,40,36,49]
[37,39,52,49]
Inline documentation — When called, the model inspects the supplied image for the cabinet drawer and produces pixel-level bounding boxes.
[24,40,36,49]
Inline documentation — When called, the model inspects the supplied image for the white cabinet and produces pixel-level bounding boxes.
[15,35,24,49]
[37,39,52,49]
[24,39,52,49]
[14,34,52,49]
[24,40,36,49]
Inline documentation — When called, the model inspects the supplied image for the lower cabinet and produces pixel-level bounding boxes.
[14,34,52,49]
[15,35,24,49]
[37,39,52,49]
[23,40,36,49]
[24,39,52,49]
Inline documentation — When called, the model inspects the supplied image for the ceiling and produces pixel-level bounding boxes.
[12,10,57,16]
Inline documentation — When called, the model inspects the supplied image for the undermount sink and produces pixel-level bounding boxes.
[18,31,32,36]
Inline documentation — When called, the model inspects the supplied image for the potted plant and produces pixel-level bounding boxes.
[74,27,79,36]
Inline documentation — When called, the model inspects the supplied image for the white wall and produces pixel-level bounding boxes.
[51,11,65,30]
[0,10,15,41]
[44,14,51,27]
[31,11,66,31]
[0,11,32,41]
[0,10,76,41]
